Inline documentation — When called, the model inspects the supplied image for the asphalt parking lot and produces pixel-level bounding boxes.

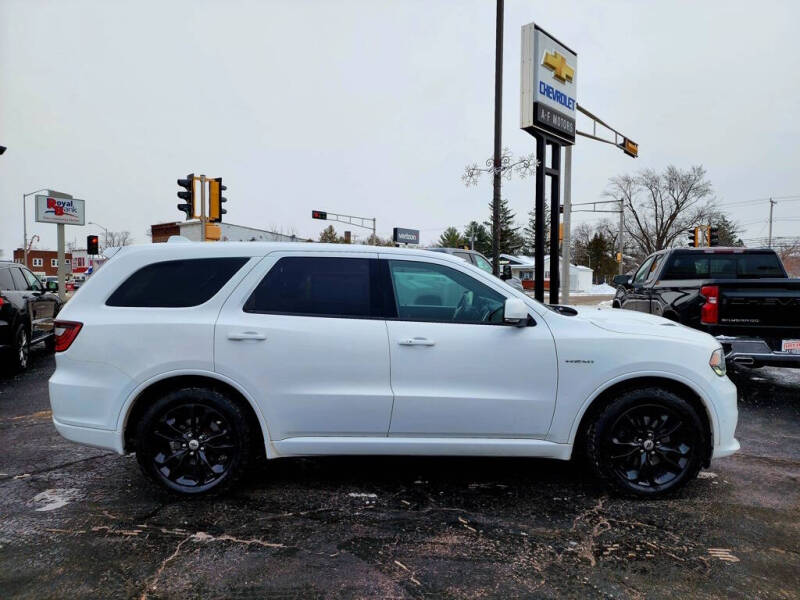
[1,349,798,599]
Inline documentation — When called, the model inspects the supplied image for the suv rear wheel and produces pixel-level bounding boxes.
[586,387,704,497]
[136,387,252,495]
[10,325,30,372]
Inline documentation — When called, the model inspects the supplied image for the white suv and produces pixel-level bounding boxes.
[49,242,739,496]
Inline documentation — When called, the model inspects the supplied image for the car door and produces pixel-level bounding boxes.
[20,268,57,341]
[621,256,655,312]
[215,252,395,440]
[381,255,558,438]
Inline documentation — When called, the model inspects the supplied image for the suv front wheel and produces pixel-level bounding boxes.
[136,387,252,495]
[586,387,705,497]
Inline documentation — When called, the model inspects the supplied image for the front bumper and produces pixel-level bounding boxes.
[718,336,800,369]
[709,373,740,461]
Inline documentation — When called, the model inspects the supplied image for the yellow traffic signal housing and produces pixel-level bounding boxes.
[205,223,221,241]
[209,178,227,223]
[620,138,639,158]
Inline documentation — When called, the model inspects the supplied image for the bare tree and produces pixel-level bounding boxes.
[606,165,715,258]
[106,230,134,247]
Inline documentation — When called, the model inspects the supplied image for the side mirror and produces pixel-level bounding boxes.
[501,265,512,281]
[612,274,631,287]
[503,297,529,327]
[46,281,58,292]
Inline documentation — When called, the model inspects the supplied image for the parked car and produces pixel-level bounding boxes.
[612,248,800,369]
[0,261,63,371]
[428,248,525,292]
[50,242,738,497]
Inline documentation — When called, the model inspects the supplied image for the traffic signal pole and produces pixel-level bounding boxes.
[199,175,207,242]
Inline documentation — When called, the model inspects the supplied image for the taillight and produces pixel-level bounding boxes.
[54,320,83,352]
[700,285,719,325]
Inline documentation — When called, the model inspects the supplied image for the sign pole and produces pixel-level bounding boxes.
[549,141,561,304]
[534,133,546,302]
[200,175,207,242]
[561,145,572,304]
[57,223,66,301]
[491,0,504,276]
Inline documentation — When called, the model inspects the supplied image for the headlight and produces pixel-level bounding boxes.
[709,348,726,377]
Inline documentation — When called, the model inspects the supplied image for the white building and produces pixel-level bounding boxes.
[499,254,594,293]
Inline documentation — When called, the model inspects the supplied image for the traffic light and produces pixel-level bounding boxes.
[176,173,195,220]
[312,210,327,220]
[687,227,699,247]
[708,226,720,247]
[87,235,99,255]
[209,178,227,223]
[619,138,639,158]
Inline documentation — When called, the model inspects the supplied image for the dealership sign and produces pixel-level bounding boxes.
[520,23,577,144]
[393,227,420,245]
[35,195,86,225]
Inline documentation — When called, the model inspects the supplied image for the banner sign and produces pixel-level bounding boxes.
[521,23,577,144]
[35,195,86,225]
[393,227,420,245]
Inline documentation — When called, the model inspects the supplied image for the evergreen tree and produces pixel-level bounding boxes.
[318,225,342,243]
[438,226,466,248]
[710,213,744,247]
[522,204,551,256]
[463,221,491,255]
[484,197,523,255]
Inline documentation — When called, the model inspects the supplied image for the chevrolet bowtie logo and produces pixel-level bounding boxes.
[542,50,574,83]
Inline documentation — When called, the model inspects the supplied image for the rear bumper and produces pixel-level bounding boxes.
[52,416,124,454]
[718,336,800,369]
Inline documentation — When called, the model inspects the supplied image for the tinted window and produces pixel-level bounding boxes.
[388,260,505,324]
[107,258,248,307]
[662,252,785,280]
[10,268,29,290]
[244,257,386,318]
[0,268,14,291]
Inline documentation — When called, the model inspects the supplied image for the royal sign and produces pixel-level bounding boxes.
[520,23,578,144]
[35,195,86,226]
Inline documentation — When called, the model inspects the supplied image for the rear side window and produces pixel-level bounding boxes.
[662,252,785,280]
[106,258,248,307]
[244,256,389,318]
[0,268,13,291]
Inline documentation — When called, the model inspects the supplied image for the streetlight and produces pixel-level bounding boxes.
[88,221,109,249]
[23,188,53,268]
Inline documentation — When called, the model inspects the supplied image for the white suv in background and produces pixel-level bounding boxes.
[49,242,739,496]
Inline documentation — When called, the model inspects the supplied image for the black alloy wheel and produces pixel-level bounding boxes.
[587,388,704,497]
[12,325,30,372]
[136,387,251,495]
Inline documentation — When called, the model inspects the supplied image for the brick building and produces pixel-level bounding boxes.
[12,248,73,277]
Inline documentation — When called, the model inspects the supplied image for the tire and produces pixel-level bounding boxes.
[586,387,705,497]
[135,387,252,496]
[10,325,30,373]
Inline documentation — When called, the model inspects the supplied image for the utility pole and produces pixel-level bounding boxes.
[618,196,625,274]
[491,0,504,276]
[561,146,572,303]
[768,197,775,248]
[199,175,207,242]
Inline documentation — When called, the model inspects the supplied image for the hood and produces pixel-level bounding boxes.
[571,306,717,346]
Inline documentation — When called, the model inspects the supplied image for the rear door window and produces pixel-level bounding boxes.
[106,257,249,307]
[0,268,14,291]
[244,256,390,318]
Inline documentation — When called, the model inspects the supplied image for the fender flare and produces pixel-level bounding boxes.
[116,369,277,458]
[564,370,721,448]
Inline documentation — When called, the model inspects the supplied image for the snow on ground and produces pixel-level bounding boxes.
[569,283,617,296]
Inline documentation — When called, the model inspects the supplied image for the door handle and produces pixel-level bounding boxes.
[227,331,267,341]
[398,337,435,346]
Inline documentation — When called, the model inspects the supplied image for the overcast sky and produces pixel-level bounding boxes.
[2,0,799,257]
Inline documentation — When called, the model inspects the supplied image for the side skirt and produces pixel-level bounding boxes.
[271,436,573,460]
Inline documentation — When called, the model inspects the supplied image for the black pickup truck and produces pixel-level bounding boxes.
[612,248,800,369]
